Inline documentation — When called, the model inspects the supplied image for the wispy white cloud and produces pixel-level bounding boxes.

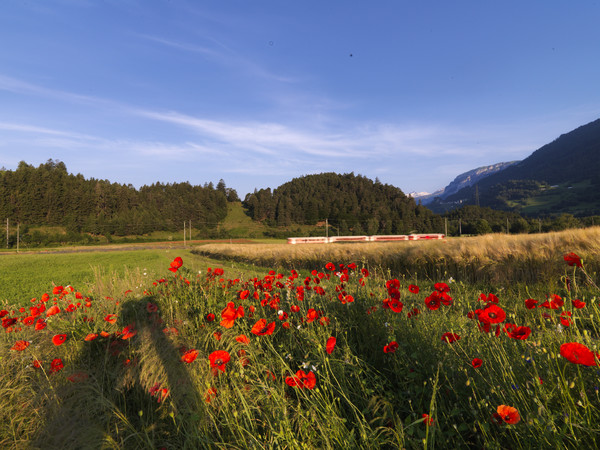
[134,108,506,162]
[135,34,219,58]
[134,33,299,83]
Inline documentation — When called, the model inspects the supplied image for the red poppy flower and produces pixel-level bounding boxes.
[205,313,215,322]
[291,305,300,313]
[540,294,563,309]
[389,299,404,313]
[146,302,158,313]
[84,333,98,341]
[504,324,531,340]
[326,337,336,354]
[564,252,582,268]
[285,370,316,389]
[361,268,370,277]
[11,340,30,351]
[306,309,319,323]
[33,359,43,369]
[52,334,67,346]
[425,292,441,310]
[220,302,244,328]
[496,405,520,424]
[408,284,419,294]
[314,286,325,295]
[239,289,250,300]
[104,314,117,324]
[52,286,63,295]
[479,293,499,304]
[325,262,336,271]
[168,256,184,272]
[434,282,450,293]
[236,334,250,344]
[209,350,231,373]
[422,413,434,426]
[439,291,453,306]
[181,349,199,363]
[471,358,483,368]
[46,305,60,317]
[121,325,137,340]
[2,317,17,329]
[50,358,64,373]
[251,319,276,336]
[572,299,586,309]
[560,311,573,327]
[441,332,460,344]
[560,342,598,366]
[22,316,35,326]
[383,341,399,353]
[478,304,506,324]
[524,298,538,309]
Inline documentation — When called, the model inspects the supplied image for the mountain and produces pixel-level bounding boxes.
[412,161,519,205]
[435,118,600,216]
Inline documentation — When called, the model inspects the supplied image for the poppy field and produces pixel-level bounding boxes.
[2,247,600,448]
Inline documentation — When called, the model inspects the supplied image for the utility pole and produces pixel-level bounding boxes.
[325,218,329,239]
[538,218,542,233]
[6,218,8,248]
[16,223,19,253]
[189,220,192,242]
[183,221,186,247]
[444,217,448,236]
[507,218,510,234]
[459,218,462,236]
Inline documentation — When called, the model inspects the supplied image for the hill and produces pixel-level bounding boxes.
[243,172,443,235]
[436,118,600,216]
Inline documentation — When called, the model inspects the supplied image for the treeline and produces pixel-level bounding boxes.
[443,205,600,235]
[243,172,443,235]
[0,160,237,239]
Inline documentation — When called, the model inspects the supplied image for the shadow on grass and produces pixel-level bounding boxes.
[31,297,205,449]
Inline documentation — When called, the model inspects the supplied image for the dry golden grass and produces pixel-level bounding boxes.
[192,227,600,285]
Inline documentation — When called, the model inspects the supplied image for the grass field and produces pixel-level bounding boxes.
[193,227,600,286]
[1,232,600,448]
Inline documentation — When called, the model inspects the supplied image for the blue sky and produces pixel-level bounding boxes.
[1,1,599,198]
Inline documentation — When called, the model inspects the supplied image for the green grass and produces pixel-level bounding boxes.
[0,250,174,303]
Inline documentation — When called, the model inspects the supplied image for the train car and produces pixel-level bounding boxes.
[412,233,445,240]
[369,235,410,242]
[407,234,445,241]
[328,235,369,243]
[288,234,445,244]
[287,237,330,245]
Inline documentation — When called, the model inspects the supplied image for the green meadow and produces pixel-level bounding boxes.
[1,234,599,448]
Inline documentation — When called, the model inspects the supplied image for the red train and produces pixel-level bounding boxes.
[287,234,445,244]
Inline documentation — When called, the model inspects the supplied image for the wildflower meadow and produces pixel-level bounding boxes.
[1,247,600,448]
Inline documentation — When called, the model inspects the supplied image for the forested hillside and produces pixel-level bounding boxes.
[243,172,443,235]
[0,160,234,236]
